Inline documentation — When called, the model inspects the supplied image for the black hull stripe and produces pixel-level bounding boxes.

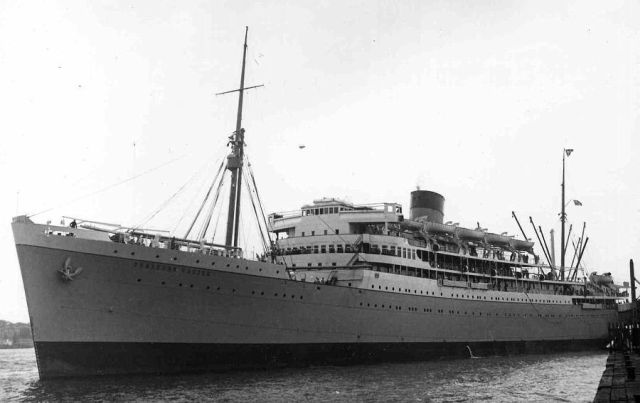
[35,340,607,379]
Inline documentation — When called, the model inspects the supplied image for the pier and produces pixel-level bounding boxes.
[594,260,639,403]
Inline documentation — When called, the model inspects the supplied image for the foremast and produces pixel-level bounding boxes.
[224,27,249,248]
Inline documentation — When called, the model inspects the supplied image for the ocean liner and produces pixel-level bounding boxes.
[13,28,625,379]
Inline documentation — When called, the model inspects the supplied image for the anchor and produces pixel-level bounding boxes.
[58,257,83,281]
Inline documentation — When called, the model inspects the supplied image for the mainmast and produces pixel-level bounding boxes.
[560,148,575,281]
[215,27,264,249]
[225,27,249,248]
[560,150,566,280]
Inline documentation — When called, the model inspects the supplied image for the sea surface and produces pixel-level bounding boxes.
[1,348,605,402]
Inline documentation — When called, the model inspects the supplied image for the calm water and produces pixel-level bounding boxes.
[1,348,605,402]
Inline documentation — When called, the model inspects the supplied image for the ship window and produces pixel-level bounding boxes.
[324,230,328,235]
[390,246,396,255]
[402,248,407,259]
[301,232,305,237]
[314,208,319,215]
[337,244,343,253]
[321,245,326,253]
[313,245,319,254]
[412,250,416,260]
[329,245,335,253]
[335,229,339,235]
[311,231,315,236]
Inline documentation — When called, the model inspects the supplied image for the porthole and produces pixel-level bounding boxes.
[172,257,177,261]
[131,252,135,256]
[190,284,194,288]
[113,250,118,254]
[156,255,160,258]
[196,260,200,263]
[161,281,166,285]
[207,286,211,290]
[137,278,141,282]
[179,283,183,287]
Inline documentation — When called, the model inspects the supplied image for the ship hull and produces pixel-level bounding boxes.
[36,339,606,378]
[13,220,617,379]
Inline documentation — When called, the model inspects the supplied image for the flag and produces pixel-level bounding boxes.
[565,148,574,156]
[573,200,582,206]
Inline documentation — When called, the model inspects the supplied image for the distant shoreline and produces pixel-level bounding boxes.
[0,319,33,349]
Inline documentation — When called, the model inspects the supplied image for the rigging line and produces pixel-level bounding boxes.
[239,210,249,257]
[244,154,272,245]
[172,170,212,234]
[184,160,226,239]
[242,166,269,250]
[195,169,227,241]
[211,186,226,243]
[198,171,227,241]
[133,161,207,231]
[197,179,222,241]
[28,155,186,218]
[187,177,217,240]
[242,169,269,254]
[171,150,226,234]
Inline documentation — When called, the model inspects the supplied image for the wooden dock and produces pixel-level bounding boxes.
[594,351,640,402]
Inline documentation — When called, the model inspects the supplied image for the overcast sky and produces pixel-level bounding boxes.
[1,0,638,322]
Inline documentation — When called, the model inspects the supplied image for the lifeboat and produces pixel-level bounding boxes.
[423,221,456,235]
[509,239,535,251]
[456,227,485,242]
